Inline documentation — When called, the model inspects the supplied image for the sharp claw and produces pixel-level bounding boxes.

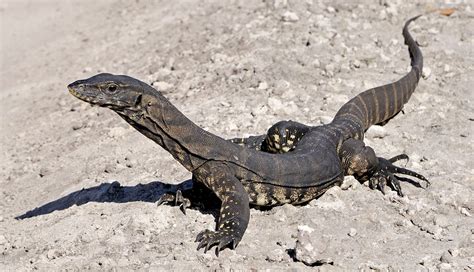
[175,190,182,206]
[378,181,386,195]
[391,165,428,181]
[179,204,186,215]
[197,239,207,251]
[389,154,409,163]
[369,178,376,190]
[388,173,404,197]
[156,195,171,206]
[195,231,206,243]
[216,238,230,253]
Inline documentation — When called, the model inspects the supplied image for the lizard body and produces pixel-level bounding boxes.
[68,16,428,253]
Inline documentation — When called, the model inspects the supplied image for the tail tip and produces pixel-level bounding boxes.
[404,14,422,29]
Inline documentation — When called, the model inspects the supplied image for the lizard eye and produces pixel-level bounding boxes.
[106,84,118,93]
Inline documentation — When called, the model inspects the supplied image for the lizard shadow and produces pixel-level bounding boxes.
[15,179,221,220]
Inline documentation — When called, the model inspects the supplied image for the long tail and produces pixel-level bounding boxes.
[332,15,423,137]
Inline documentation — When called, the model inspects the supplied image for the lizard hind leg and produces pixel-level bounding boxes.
[340,139,429,197]
[261,120,311,153]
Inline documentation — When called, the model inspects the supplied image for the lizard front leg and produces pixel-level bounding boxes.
[339,138,429,196]
[193,162,250,255]
[228,135,266,150]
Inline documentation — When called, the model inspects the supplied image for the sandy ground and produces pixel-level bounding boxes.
[1,0,473,270]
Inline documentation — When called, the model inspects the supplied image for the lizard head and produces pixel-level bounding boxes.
[68,73,148,112]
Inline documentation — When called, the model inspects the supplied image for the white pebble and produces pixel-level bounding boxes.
[326,6,336,13]
[0,235,7,245]
[348,228,357,237]
[366,125,388,139]
[460,207,471,217]
[297,225,315,233]
[443,64,451,72]
[282,11,299,22]
[422,67,431,79]
[258,81,269,90]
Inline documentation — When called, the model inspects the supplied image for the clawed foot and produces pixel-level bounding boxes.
[156,190,191,214]
[195,229,238,256]
[369,154,430,197]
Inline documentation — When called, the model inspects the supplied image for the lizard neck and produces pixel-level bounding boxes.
[118,90,229,172]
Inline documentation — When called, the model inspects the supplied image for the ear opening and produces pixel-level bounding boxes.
[134,94,143,107]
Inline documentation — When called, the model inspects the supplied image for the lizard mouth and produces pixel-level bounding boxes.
[68,86,97,104]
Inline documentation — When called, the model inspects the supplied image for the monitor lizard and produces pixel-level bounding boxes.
[68,16,428,255]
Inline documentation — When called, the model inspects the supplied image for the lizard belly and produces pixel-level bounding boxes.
[242,180,340,206]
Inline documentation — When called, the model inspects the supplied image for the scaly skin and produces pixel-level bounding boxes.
[68,16,428,254]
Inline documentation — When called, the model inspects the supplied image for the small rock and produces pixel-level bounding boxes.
[366,125,388,139]
[440,251,453,263]
[294,229,334,266]
[460,207,471,216]
[83,67,92,73]
[266,248,286,262]
[0,235,7,245]
[312,59,321,68]
[422,67,431,79]
[46,249,61,260]
[351,59,362,69]
[406,208,416,216]
[348,228,357,237]
[251,104,268,116]
[443,64,451,73]
[258,81,269,90]
[0,216,4,222]
[448,248,459,257]
[319,116,333,124]
[152,81,173,92]
[71,122,83,131]
[437,263,451,270]
[394,219,411,227]
[39,167,50,178]
[326,6,336,13]
[340,176,358,190]
[104,163,116,174]
[419,255,431,266]
[297,225,315,233]
[282,11,299,22]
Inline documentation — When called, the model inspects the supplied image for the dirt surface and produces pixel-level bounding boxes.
[1,0,473,270]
